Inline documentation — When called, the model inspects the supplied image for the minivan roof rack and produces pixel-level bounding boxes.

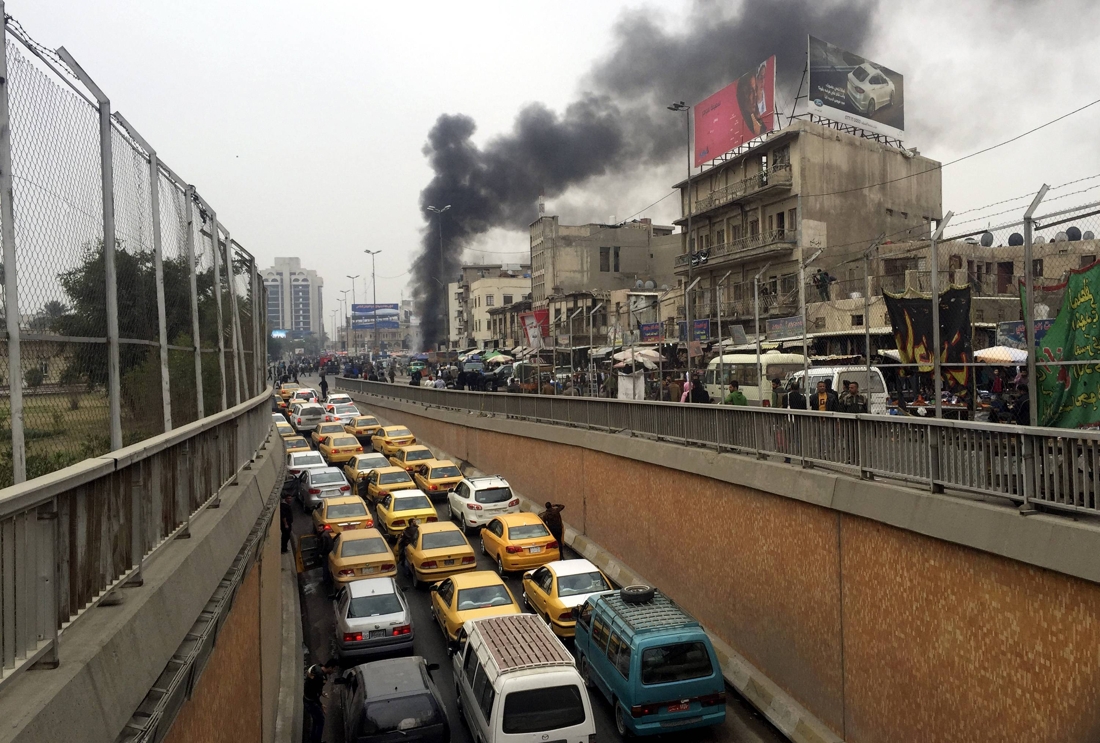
[471,614,573,680]
[602,590,699,633]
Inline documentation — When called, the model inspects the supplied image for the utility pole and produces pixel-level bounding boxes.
[1022,187,1048,428]
[753,263,771,402]
[799,248,824,407]
[347,275,360,354]
[668,101,693,380]
[365,250,382,357]
[929,212,953,418]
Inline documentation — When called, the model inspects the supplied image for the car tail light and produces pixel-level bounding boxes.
[325,415,333,421]
[700,692,726,707]
[429,484,438,490]
[338,569,355,577]
[343,632,363,642]
[393,519,406,527]
[296,418,303,425]
[421,560,438,569]
[289,468,300,475]
[465,503,482,511]
[380,563,395,571]
[426,516,437,523]
[460,556,476,564]
[405,466,413,472]
[339,485,350,492]
[506,545,523,554]
[631,703,659,717]
[854,85,865,94]
[559,611,574,622]
[308,488,321,495]
[547,541,559,549]
[321,524,332,532]
[377,491,389,497]
[508,499,519,507]
[356,446,363,452]
[392,625,411,636]
[365,518,374,527]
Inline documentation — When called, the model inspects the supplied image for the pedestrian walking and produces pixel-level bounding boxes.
[319,375,329,401]
[280,493,293,554]
[539,502,566,546]
[395,518,420,568]
[668,375,682,403]
[769,378,786,408]
[388,364,396,384]
[303,659,340,743]
[722,380,748,405]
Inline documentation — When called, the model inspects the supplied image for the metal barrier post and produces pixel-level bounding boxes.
[209,214,228,411]
[251,258,262,392]
[184,186,205,419]
[223,232,246,404]
[0,8,26,483]
[58,47,122,450]
[929,212,953,419]
[1022,187,1048,428]
[928,425,943,493]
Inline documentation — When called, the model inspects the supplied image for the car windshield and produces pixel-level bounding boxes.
[386,428,412,438]
[347,593,402,618]
[341,538,389,557]
[474,486,512,504]
[331,437,359,447]
[557,571,611,597]
[393,495,432,512]
[508,524,549,540]
[421,532,467,550]
[357,457,388,470]
[292,454,324,467]
[326,503,367,518]
[363,694,440,735]
[380,472,412,485]
[311,472,346,485]
[354,417,379,426]
[430,466,461,479]
[405,450,433,462]
[851,65,870,82]
[640,642,714,685]
[456,585,512,610]
[318,424,343,433]
[334,404,359,414]
[502,685,586,734]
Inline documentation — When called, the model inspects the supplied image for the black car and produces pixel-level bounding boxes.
[335,656,450,742]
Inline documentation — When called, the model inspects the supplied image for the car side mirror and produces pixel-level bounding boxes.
[426,662,440,673]
[445,641,458,656]
[428,584,439,592]
[571,606,582,619]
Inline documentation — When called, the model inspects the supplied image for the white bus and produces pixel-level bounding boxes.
[704,352,807,404]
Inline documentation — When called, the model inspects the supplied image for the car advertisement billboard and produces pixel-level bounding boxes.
[808,36,904,138]
[693,56,776,167]
[352,319,399,330]
[352,303,399,317]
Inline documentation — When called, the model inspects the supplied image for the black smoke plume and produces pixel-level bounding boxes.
[413,0,879,347]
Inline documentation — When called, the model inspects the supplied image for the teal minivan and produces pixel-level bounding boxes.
[573,585,726,737]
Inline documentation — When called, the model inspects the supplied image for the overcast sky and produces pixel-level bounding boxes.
[16,0,1100,318]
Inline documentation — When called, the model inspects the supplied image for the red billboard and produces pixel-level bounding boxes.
[693,56,776,167]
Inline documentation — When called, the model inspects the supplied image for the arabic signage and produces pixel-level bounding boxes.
[694,56,776,166]
[766,315,803,339]
[808,36,905,138]
[352,319,400,330]
[352,303,399,316]
[996,319,1056,350]
[884,286,973,393]
[1036,262,1100,428]
[639,322,663,342]
[677,319,711,341]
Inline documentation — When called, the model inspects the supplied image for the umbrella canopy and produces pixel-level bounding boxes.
[974,345,1027,364]
[486,354,513,363]
[614,359,657,370]
[612,348,663,362]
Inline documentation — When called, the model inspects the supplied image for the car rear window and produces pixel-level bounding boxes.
[421,532,467,550]
[341,538,388,557]
[456,585,512,610]
[334,404,359,414]
[348,594,402,618]
[299,405,323,415]
[326,503,367,518]
[357,456,389,470]
[354,417,379,426]
[502,685,586,734]
[285,438,307,448]
[557,571,610,597]
[393,495,432,512]
[363,694,440,735]
[387,428,412,438]
[380,472,412,485]
[508,524,549,540]
[319,423,344,433]
[331,437,359,448]
[292,454,324,467]
[640,642,714,685]
[474,486,512,504]
[851,66,869,82]
[430,465,461,479]
[405,449,433,461]
[311,472,346,485]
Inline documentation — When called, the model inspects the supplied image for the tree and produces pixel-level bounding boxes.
[24,367,43,389]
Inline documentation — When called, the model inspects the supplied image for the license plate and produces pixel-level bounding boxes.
[444,559,456,566]
[368,629,387,639]
[667,702,690,713]
[359,566,376,574]
[528,546,542,554]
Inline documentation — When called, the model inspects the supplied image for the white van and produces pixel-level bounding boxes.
[704,352,807,404]
[790,366,889,414]
[451,613,596,743]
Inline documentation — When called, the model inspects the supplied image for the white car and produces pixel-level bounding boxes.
[291,388,319,405]
[326,402,361,425]
[290,402,326,433]
[324,393,353,409]
[447,475,519,534]
[286,450,328,479]
[846,63,895,117]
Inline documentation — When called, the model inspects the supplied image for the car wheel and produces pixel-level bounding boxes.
[522,591,530,610]
[578,654,593,689]
[496,555,506,576]
[620,584,656,604]
[867,99,876,117]
[615,701,633,738]
[480,538,488,556]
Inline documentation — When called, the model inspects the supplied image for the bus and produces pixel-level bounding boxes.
[704,352,807,404]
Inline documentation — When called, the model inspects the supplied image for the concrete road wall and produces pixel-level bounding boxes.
[352,394,1100,743]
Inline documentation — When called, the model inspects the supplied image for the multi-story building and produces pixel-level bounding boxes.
[469,273,531,348]
[261,257,324,337]
[486,298,532,350]
[672,119,942,337]
[447,264,531,350]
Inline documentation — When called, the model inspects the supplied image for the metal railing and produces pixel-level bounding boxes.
[0,384,272,690]
[336,378,1100,518]
[690,162,793,216]
[675,229,799,269]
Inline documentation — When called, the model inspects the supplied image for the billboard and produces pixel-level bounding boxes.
[639,322,663,342]
[808,36,904,138]
[519,309,549,350]
[270,328,287,339]
[766,315,804,340]
[352,303,399,318]
[676,319,712,341]
[352,319,399,330]
[694,56,776,166]
[996,319,1056,350]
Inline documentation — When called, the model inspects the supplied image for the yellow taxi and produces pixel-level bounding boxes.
[403,521,477,586]
[412,459,464,496]
[311,421,347,448]
[480,512,561,575]
[318,434,363,465]
[428,571,522,642]
[375,491,438,539]
[311,495,374,536]
[371,426,416,457]
[362,466,418,503]
[328,529,396,584]
[345,415,383,440]
[342,452,390,485]
[283,436,311,455]
[520,559,612,638]
[388,444,436,472]
[276,383,300,410]
[275,420,295,439]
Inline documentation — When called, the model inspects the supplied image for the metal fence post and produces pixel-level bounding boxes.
[0,8,26,483]
[251,258,261,391]
[209,213,228,411]
[222,230,243,405]
[929,213,953,420]
[1022,187,1048,428]
[184,186,204,419]
[58,48,122,450]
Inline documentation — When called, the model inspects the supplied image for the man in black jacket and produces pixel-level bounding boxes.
[811,380,839,412]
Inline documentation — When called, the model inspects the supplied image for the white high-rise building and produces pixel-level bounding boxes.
[262,257,324,337]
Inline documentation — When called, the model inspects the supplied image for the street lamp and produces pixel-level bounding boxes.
[715,271,731,387]
[753,263,772,399]
[668,101,694,379]
[340,289,350,354]
[364,250,382,359]
[799,248,824,405]
[347,275,360,353]
[588,302,604,396]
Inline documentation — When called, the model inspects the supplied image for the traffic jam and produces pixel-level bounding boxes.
[276,381,774,743]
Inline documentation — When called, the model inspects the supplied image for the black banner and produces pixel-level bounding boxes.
[883,286,972,392]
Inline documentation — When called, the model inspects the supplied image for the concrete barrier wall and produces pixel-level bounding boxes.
[354,395,1100,743]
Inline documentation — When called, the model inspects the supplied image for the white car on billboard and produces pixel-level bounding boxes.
[846,63,895,117]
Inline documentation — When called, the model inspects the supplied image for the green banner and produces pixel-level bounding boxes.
[1036,262,1100,428]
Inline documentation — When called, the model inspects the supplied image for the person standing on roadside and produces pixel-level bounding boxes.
[814,380,839,412]
[304,659,340,743]
[723,380,748,405]
[319,375,329,401]
[838,381,868,414]
[539,501,566,546]
[280,493,294,554]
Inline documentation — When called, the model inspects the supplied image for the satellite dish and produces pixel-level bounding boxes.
[1056,231,1068,242]
[980,232,994,247]
[1066,226,1082,241]
[644,280,655,290]
[1008,233,1023,246]
[1084,231,1095,240]
[634,279,644,289]
[660,284,669,292]
[964,237,978,245]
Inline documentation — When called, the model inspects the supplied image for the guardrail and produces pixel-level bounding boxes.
[337,378,1100,518]
[0,385,273,690]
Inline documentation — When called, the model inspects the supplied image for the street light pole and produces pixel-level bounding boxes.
[929,212,953,419]
[668,101,693,382]
[716,271,731,388]
[365,250,382,359]
[799,248,823,408]
[347,275,360,354]
[753,262,771,403]
[340,289,350,354]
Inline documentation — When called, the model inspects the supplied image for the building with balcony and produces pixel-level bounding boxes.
[674,119,942,337]
[261,257,324,337]
[486,298,532,350]
[447,264,531,350]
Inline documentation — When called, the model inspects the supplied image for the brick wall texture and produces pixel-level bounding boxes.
[376,402,1100,743]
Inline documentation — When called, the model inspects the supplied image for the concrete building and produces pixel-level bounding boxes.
[261,257,324,337]
[530,217,677,303]
[469,273,531,348]
[486,298,531,350]
[673,119,942,337]
[447,264,531,350]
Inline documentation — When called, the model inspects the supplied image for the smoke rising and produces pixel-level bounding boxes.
[413,0,880,347]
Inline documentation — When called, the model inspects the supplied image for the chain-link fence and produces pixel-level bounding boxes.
[0,18,266,487]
